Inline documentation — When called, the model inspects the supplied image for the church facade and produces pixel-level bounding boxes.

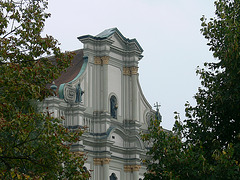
[41,28,156,180]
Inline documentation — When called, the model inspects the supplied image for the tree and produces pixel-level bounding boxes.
[141,116,207,180]
[142,0,240,179]
[142,116,239,179]
[0,0,89,179]
[185,0,240,160]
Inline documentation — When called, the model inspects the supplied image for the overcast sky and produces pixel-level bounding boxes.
[43,0,216,130]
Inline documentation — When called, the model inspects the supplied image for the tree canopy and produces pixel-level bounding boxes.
[142,0,240,179]
[0,0,89,179]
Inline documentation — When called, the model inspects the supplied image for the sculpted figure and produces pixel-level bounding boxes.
[110,96,118,119]
[75,83,84,103]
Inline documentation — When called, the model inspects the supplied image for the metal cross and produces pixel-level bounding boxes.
[154,102,161,111]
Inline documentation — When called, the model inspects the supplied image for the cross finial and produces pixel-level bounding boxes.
[154,102,162,121]
[154,102,161,111]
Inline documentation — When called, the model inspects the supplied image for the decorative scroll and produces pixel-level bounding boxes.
[64,83,76,104]
[63,83,84,104]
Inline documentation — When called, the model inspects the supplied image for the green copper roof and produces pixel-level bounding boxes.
[96,28,116,38]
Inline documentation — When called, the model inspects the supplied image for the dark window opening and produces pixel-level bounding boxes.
[110,173,118,180]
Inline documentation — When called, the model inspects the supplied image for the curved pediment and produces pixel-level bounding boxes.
[108,127,144,150]
[78,28,143,60]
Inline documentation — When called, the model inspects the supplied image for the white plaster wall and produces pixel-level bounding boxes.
[111,151,124,158]
[112,132,124,147]
[139,98,147,123]
[89,65,93,107]
[109,52,123,61]
[108,65,122,116]
[111,35,125,51]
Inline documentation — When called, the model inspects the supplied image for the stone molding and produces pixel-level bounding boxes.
[124,165,141,172]
[93,158,111,165]
[94,56,109,65]
[123,66,138,76]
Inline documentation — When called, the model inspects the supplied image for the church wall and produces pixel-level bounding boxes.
[123,74,130,120]
[89,65,93,108]
[111,132,124,147]
[42,28,157,180]
[111,35,125,50]
[108,65,122,117]
[109,51,123,62]
[95,62,101,111]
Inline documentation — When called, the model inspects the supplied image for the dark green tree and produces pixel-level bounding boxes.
[142,0,240,179]
[0,0,89,179]
[185,0,240,160]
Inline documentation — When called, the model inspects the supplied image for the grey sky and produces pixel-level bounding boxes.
[43,0,216,130]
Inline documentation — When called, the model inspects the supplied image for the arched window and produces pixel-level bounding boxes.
[110,95,118,119]
[110,173,118,180]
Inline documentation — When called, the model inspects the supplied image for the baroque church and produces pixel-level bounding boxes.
[41,28,158,180]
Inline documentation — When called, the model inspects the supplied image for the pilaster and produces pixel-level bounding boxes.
[131,66,138,121]
[123,66,139,121]
[94,56,109,113]
[102,56,109,112]
[94,158,111,180]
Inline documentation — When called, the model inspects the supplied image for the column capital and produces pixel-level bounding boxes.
[102,158,111,164]
[94,158,111,165]
[130,66,138,75]
[123,67,131,75]
[102,56,109,65]
[94,56,110,65]
[94,56,102,65]
[71,151,85,157]
[123,66,138,75]
[132,165,141,171]
[124,165,141,172]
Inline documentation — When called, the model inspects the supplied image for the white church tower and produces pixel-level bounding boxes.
[42,28,156,180]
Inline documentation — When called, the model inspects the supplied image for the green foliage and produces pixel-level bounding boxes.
[142,117,239,179]
[142,0,240,179]
[187,0,240,159]
[0,0,89,179]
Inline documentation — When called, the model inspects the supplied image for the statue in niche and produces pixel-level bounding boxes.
[75,83,84,103]
[110,96,118,119]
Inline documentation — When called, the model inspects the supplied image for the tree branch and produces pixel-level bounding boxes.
[1,24,21,39]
